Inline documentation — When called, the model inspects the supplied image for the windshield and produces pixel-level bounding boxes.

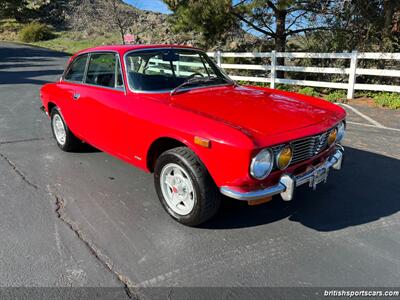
[124,49,233,92]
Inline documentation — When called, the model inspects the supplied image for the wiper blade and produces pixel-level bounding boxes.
[170,77,222,95]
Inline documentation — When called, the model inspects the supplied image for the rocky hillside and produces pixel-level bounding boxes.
[67,0,259,51]
[128,10,259,50]
[0,0,261,52]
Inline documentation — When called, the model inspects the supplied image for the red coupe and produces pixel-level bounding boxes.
[40,45,346,226]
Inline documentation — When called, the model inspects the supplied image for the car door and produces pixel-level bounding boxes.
[58,53,89,139]
[76,52,128,157]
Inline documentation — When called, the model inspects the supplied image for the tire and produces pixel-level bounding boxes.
[154,147,221,226]
[50,107,81,152]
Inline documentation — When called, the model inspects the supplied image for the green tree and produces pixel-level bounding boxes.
[0,0,26,21]
[164,0,336,76]
[0,0,58,23]
[305,0,400,52]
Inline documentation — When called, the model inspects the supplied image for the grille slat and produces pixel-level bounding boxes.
[272,128,335,168]
[290,129,333,165]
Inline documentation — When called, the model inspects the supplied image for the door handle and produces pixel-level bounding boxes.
[73,93,80,100]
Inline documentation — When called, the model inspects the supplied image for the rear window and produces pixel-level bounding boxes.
[64,54,88,82]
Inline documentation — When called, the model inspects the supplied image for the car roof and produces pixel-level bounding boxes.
[74,44,203,57]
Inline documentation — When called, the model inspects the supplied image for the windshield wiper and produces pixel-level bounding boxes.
[170,77,231,96]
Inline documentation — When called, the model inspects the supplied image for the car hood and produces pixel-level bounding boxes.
[170,85,343,142]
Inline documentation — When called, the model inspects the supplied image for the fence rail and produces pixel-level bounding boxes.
[206,51,400,98]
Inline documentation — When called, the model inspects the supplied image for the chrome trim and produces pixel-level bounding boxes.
[250,148,274,180]
[280,174,295,201]
[123,47,234,94]
[62,50,127,94]
[221,146,344,201]
[220,182,286,201]
[337,121,346,142]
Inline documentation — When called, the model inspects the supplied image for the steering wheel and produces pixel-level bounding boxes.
[188,72,204,79]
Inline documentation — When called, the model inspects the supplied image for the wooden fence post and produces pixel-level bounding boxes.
[270,50,276,89]
[347,50,358,99]
[216,50,222,67]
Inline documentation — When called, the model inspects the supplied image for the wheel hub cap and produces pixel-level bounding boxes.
[160,163,196,216]
[53,114,66,145]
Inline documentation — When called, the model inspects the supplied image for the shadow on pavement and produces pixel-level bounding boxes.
[0,44,68,62]
[0,44,68,85]
[202,147,400,231]
[0,69,63,85]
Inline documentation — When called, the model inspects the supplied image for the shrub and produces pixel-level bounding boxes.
[355,90,378,98]
[237,81,270,88]
[325,90,347,102]
[373,92,400,109]
[298,87,319,97]
[276,84,295,91]
[19,22,55,42]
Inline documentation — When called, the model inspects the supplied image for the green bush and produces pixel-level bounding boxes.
[373,92,400,109]
[275,84,295,91]
[355,90,378,98]
[19,22,55,42]
[325,90,347,102]
[298,87,319,97]
[237,81,270,88]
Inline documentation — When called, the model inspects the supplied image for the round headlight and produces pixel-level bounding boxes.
[276,145,293,170]
[327,128,338,146]
[250,149,274,180]
[337,121,346,142]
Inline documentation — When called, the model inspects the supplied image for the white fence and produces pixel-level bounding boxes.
[206,51,400,99]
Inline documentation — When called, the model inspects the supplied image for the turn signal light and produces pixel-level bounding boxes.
[276,145,293,170]
[194,136,211,148]
[328,128,338,146]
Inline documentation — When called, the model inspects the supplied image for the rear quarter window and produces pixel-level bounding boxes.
[64,54,88,82]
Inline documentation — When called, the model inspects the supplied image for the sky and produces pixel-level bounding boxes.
[123,0,171,14]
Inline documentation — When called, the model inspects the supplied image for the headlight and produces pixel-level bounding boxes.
[250,149,274,180]
[276,145,293,170]
[337,121,346,142]
[327,128,338,146]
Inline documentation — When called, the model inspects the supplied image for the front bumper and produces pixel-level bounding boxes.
[220,145,344,202]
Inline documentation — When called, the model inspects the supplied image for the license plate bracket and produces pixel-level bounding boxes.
[309,166,329,190]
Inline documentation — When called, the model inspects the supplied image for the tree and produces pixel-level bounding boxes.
[0,0,29,21]
[69,0,138,44]
[101,0,138,44]
[314,0,400,52]
[164,0,336,76]
[0,0,64,23]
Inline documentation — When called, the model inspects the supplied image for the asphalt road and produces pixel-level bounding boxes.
[1,43,400,299]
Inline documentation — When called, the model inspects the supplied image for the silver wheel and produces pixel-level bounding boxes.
[160,163,196,216]
[53,114,66,146]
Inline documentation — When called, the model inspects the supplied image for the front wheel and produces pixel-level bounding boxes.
[154,147,221,226]
[50,107,81,152]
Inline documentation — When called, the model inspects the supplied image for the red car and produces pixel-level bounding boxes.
[40,45,346,226]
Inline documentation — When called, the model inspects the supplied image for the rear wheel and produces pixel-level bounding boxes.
[154,147,221,226]
[50,107,81,152]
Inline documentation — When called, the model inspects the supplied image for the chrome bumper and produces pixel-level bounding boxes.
[220,145,344,202]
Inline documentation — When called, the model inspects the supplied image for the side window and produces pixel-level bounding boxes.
[86,53,122,88]
[64,54,88,82]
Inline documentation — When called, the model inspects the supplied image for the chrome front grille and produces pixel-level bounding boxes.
[272,128,335,167]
